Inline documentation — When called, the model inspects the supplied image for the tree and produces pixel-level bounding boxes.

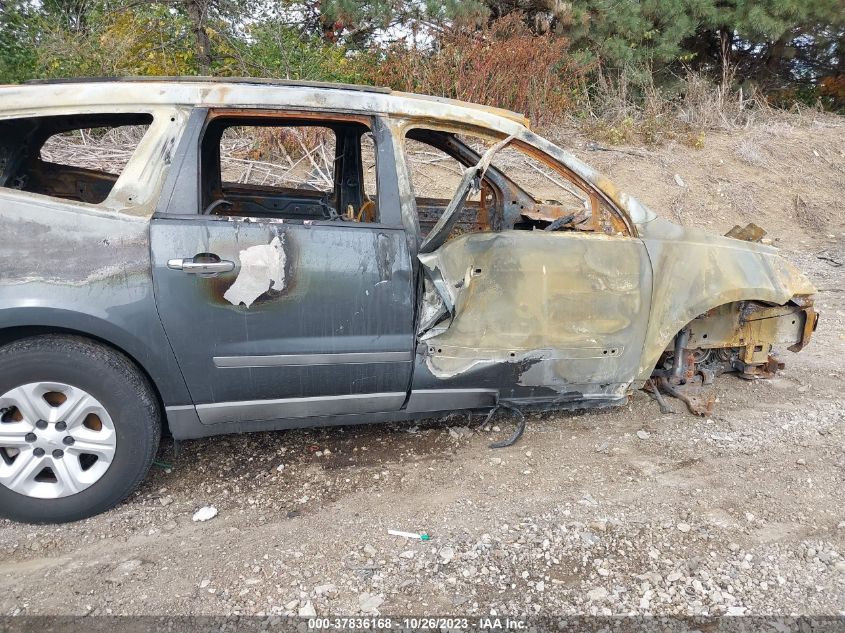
[0,0,39,83]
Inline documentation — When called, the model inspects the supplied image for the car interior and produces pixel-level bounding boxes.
[403,128,605,237]
[201,118,379,223]
[0,113,153,205]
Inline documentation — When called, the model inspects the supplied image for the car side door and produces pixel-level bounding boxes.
[149,108,415,427]
[399,125,654,404]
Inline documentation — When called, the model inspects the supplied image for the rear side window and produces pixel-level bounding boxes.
[0,113,153,205]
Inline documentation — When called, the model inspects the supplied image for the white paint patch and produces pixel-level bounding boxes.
[223,236,286,308]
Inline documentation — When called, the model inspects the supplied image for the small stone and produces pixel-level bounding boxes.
[439,547,455,564]
[315,583,338,597]
[677,522,691,533]
[192,506,218,522]
[244,578,261,585]
[363,544,377,557]
[587,587,608,602]
[159,496,173,506]
[200,579,210,588]
[490,457,502,466]
[674,174,686,188]
[276,464,285,472]
[358,592,384,613]
[667,571,682,582]
[796,458,806,465]
[399,550,415,559]
[535,581,545,592]
[299,601,316,617]
[637,430,650,440]
[163,521,178,531]
[728,542,740,552]
[579,493,599,507]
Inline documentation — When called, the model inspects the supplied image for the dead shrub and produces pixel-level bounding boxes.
[579,68,777,147]
[370,14,590,125]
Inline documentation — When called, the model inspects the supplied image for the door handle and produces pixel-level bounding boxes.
[167,254,235,277]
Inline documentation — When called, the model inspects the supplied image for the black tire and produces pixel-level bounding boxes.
[0,335,160,523]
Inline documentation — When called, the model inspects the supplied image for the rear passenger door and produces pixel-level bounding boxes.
[150,109,415,426]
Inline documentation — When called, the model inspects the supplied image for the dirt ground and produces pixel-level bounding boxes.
[1,112,843,618]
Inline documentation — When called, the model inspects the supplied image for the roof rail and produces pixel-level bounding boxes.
[17,76,530,127]
[22,76,392,94]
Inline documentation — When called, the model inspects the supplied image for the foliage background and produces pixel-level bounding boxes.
[1,0,843,126]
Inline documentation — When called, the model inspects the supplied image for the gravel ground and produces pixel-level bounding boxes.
[1,125,843,618]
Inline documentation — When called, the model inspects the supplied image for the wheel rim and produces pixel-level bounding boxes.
[0,382,117,499]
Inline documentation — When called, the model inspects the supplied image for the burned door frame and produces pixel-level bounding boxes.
[150,107,417,428]
[389,117,653,411]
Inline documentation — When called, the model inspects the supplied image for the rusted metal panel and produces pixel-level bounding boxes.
[635,217,816,384]
[685,301,815,366]
[416,230,653,404]
[725,222,767,242]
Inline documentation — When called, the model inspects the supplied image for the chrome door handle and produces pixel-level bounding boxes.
[167,255,235,277]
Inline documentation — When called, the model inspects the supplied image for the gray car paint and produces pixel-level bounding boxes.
[0,109,193,408]
[149,110,417,426]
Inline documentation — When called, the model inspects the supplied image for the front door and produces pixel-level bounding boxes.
[150,110,415,425]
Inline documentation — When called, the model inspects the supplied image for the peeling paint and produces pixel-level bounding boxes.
[374,232,395,284]
[223,236,286,308]
[418,231,651,398]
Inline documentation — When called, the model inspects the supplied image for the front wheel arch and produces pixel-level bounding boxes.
[640,296,813,384]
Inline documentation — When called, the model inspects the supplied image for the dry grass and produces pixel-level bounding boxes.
[40,125,149,175]
[220,127,337,191]
[372,14,589,126]
[574,70,826,148]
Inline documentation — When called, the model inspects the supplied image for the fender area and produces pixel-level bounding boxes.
[636,290,817,385]
[648,298,818,382]
[636,217,818,384]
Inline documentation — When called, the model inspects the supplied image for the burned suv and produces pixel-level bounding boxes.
[0,78,817,523]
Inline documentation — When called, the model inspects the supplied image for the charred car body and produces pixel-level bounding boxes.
[0,78,817,522]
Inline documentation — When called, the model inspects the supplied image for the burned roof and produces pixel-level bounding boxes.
[1,77,531,130]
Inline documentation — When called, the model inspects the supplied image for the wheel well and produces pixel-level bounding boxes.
[0,325,171,437]
[651,297,810,377]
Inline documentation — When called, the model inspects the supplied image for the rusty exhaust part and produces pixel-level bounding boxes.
[658,377,714,416]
